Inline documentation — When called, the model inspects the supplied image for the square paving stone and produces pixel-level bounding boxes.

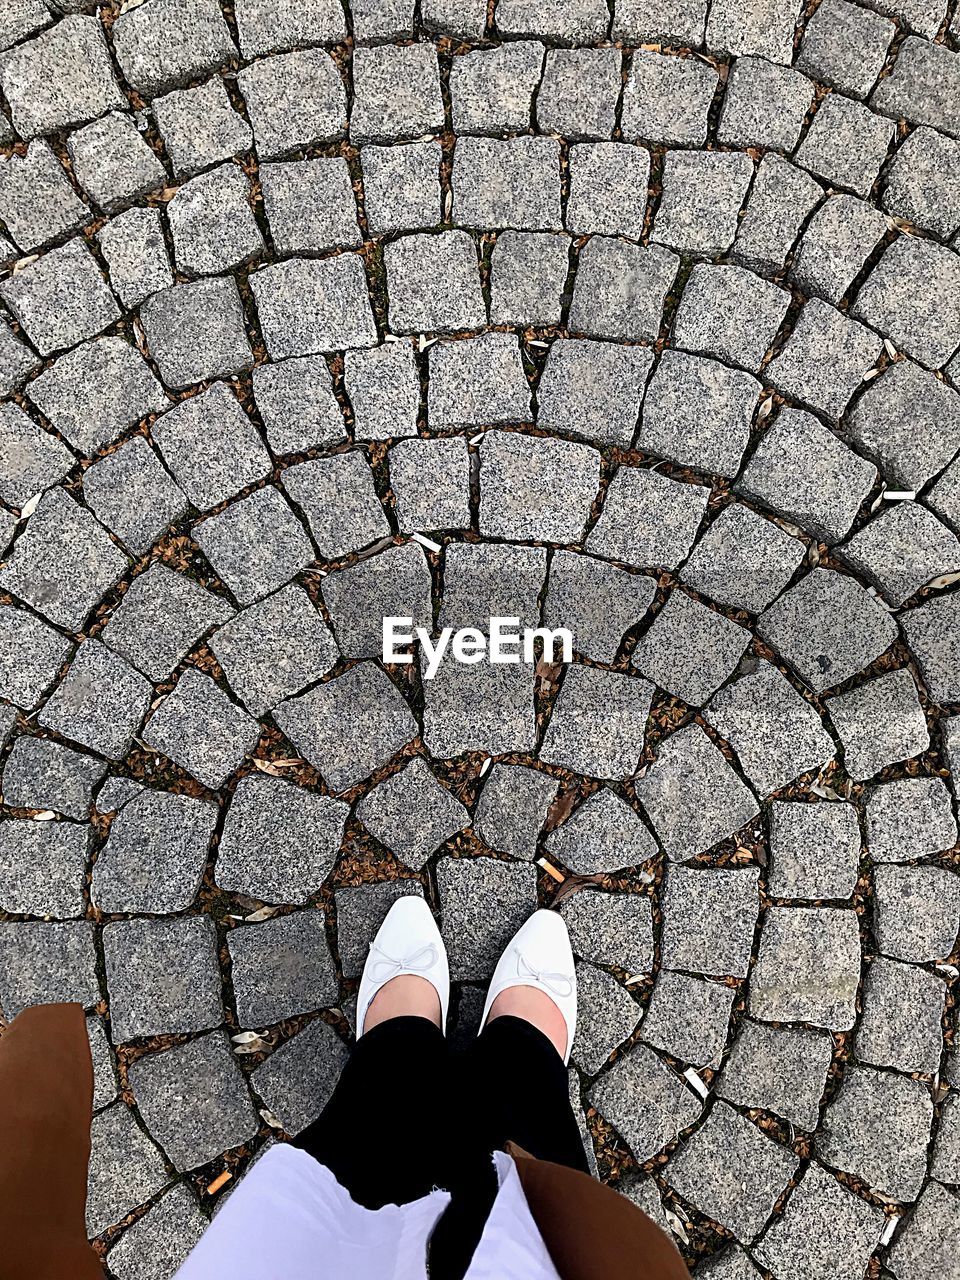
[638,351,759,479]
[334,879,426,978]
[103,914,223,1043]
[545,551,656,662]
[479,429,600,543]
[436,855,538,980]
[883,126,960,238]
[865,776,956,862]
[345,342,419,441]
[755,1162,884,1280]
[0,401,73,509]
[234,0,346,56]
[653,150,754,257]
[825,667,928,780]
[113,0,237,95]
[217,775,348,905]
[92,788,216,914]
[888,1182,960,1280]
[351,44,443,144]
[797,0,894,98]
[660,865,760,978]
[152,382,270,512]
[540,664,653,781]
[667,1101,798,1241]
[706,660,835,796]
[569,237,678,342]
[0,319,40,398]
[901,592,960,703]
[101,563,234,681]
[140,276,253,389]
[389,437,471,532]
[559,890,653,974]
[620,50,718,146]
[758,568,897,692]
[817,1065,933,1202]
[427,332,531,431]
[83,438,188,557]
[635,724,758,861]
[210,584,337,717]
[66,112,165,211]
[2,735,105,820]
[489,231,570,328]
[633,591,751,707]
[384,231,485,334]
[731,153,824,276]
[253,356,344,455]
[796,91,894,197]
[641,970,735,1068]
[871,35,960,139]
[672,264,790,374]
[251,254,377,359]
[86,1103,170,1239]
[421,658,538,758]
[274,662,416,792]
[856,956,945,1074]
[475,764,557,860]
[854,236,960,370]
[38,638,150,760]
[750,905,861,1029]
[848,360,960,490]
[0,139,89,253]
[97,206,173,312]
[192,486,315,606]
[538,48,620,140]
[545,787,657,875]
[438,541,544,633]
[105,1184,207,1280]
[768,800,861,899]
[453,135,561,232]
[422,0,487,38]
[251,1017,350,1135]
[260,158,360,256]
[168,163,263,277]
[718,56,813,152]
[612,0,708,41]
[449,41,544,135]
[153,76,253,178]
[874,863,960,962]
[351,0,414,40]
[0,604,71,710]
[791,194,888,308]
[765,301,883,420]
[143,668,260,789]
[0,486,128,632]
[237,49,346,160]
[131,1031,259,1172]
[228,909,338,1027]
[707,0,800,61]
[589,1042,702,1163]
[360,141,441,235]
[0,818,88,917]
[572,963,642,1076]
[322,541,432,657]
[495,0,608,38]
[356,757,469,870]
[0,919,98,1016]
[281,452,389,560]
[0,237,120,357]
[0,15,125,139]
[719,1020,833,1131]
[0,0,51,53]
[682,504,804,614]
[28,334,166,455]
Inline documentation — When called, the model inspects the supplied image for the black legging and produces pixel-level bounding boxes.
[294,1013,591,1279]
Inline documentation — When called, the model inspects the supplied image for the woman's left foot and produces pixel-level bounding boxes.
[357,896,450,1036]
[479,910,577,1063]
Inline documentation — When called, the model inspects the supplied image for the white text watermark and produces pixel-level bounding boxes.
[383,617,574,679]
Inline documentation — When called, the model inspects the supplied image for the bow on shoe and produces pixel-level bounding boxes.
[368,941,439,983]
[517,951,574,999]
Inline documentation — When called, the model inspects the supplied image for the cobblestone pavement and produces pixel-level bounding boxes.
[2,1,960,1276]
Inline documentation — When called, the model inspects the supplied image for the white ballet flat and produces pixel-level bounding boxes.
[357,896,450,1036]
[479,909,577,1064]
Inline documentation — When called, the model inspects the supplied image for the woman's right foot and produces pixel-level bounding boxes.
[357,897,450,1036]
[479,910,577,1063]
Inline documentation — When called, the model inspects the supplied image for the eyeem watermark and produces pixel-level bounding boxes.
[384,617,574,679]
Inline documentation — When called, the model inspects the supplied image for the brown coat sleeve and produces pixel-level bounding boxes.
[508,1145,691,1280]
[0,1003,105,1280]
